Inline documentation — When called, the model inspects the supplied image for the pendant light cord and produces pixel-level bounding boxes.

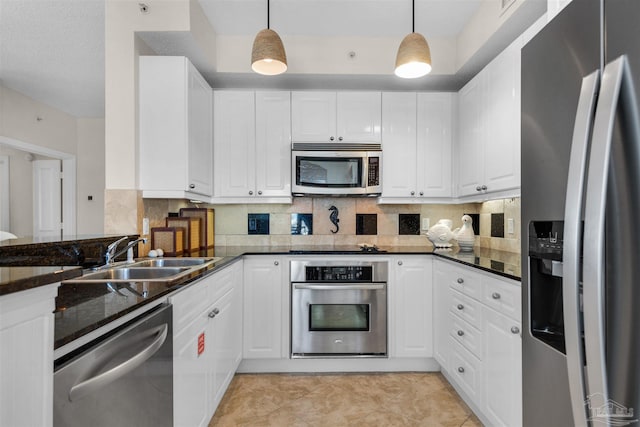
[267,0,270,29]
[412,0,415,33]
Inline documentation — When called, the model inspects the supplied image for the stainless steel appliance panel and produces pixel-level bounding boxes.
[54,304,173,427]
[521,0,600,425]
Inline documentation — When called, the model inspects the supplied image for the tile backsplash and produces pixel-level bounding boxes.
[143,197,522,253]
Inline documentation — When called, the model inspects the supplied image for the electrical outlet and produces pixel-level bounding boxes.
[507,218,514,234]
[142,217,150,235]
[422,218,430,230]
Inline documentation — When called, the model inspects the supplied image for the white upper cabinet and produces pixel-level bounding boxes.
[139,56,213,199]
[292,91,381,143]
[213,91,291,203]
[381,92,453,201]
[457,39,521,199]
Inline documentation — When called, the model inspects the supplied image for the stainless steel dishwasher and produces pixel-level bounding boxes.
[54,303,173,427]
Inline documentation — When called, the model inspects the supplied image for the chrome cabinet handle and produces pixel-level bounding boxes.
[410,191,415,196]
[457,278,464,284]
[492,292,501,299]
[397,260,403,266]
[457,304,464,310]
[419,191,424,196]
[274,261,279,266]
[458,367,465,373]
[208,308,220,318]
[338,136,343,141]
[189,184,195,189]
[476,186,482,191]
[511,326,520,334]
[457,330,464,336]
[481,185,487,191]
[330,136,335,141]
[258,190,263,195]
[249,190,254,195]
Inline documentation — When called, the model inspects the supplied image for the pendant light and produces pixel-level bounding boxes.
[251,0,287,75]
[394,0,432,78]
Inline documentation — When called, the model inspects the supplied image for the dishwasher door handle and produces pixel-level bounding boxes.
[69,323,168,402]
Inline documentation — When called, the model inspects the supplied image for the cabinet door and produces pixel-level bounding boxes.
[173,313,210,427]
[483,306,522,427]
[337,92,381,143]
[381,92,417,198]
[255,91,291,197]
[457,75,485,197]
[417,93,453,198]
[391,257,433,358]
[291,92,336,142]
[432,262,452,369]
[214,91,256,197]
[209,286,239,412]
[243,257,285,359]
[187,62,213,197]
[484,41,521,193]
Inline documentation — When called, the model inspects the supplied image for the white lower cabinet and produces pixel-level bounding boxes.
[170,261,243,427]
[243,256,287,359]
[0,284,58,427]
[434,259,522,427]
[390,256,433,358]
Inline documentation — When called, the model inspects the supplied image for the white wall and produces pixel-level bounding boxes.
[76,118,105,234]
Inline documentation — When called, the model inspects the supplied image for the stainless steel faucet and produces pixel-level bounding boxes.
[105,237,148,265]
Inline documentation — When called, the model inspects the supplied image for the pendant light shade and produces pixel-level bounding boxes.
[394,32,432,78]
[251,29,287,75]
[251,0,287,76]
[395,0,432,79]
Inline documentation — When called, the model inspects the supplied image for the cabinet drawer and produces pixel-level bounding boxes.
[450,288,483,329]
[210,265,235,303]
[170,278,211,333]
[448,266,483,301]
[483,277,521,321]
[449,339,482,407]
[450,313,482,359]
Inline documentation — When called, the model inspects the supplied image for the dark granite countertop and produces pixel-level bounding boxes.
[0,266,82,296]
[51,244,519,351]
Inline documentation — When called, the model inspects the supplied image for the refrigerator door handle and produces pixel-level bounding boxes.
[563,69,600,427]
[584,55,640,422]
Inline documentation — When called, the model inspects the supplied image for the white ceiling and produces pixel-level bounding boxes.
[0,0,483,119]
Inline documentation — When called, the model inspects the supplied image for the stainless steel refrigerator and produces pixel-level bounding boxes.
[522,0,640,425]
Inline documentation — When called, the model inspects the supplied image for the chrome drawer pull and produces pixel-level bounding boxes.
[458,366,465,373]
[457,330,465,336]
[492,292,501,300]
[457,304,464,310]
[511,326,520,334]
[457,278,464,284]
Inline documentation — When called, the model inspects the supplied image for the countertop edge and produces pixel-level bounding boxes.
[0,267,83,296]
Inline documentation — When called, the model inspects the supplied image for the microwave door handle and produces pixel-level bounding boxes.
[583,55,640,417]
[562,69,599,427]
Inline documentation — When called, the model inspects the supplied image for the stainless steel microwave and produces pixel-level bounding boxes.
[291,143,382,196]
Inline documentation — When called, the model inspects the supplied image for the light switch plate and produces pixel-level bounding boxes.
[422,218,430,230]
[507,218,514,234]
[142,217,150,235]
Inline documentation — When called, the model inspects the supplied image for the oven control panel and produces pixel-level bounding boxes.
[305,266,373,282]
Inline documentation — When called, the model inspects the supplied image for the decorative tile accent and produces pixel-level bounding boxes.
[399,214,421,235]
[291,213,313,235]
[464,213,481,236]
[248,213,270,235]
[356,214,377,235]
[491,213,505,238]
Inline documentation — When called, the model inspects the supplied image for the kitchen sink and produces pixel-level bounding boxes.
[71,267,190,282]
[131,257,222,268]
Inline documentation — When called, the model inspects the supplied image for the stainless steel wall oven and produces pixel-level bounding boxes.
[290,260,388,358]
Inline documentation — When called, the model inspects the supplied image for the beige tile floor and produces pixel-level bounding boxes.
[209,372,483,426]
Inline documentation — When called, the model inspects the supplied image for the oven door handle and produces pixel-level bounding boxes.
[293,283,386,291]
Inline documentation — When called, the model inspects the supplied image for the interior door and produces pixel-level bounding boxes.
[0,156,9,231]
[33,159,61,238]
